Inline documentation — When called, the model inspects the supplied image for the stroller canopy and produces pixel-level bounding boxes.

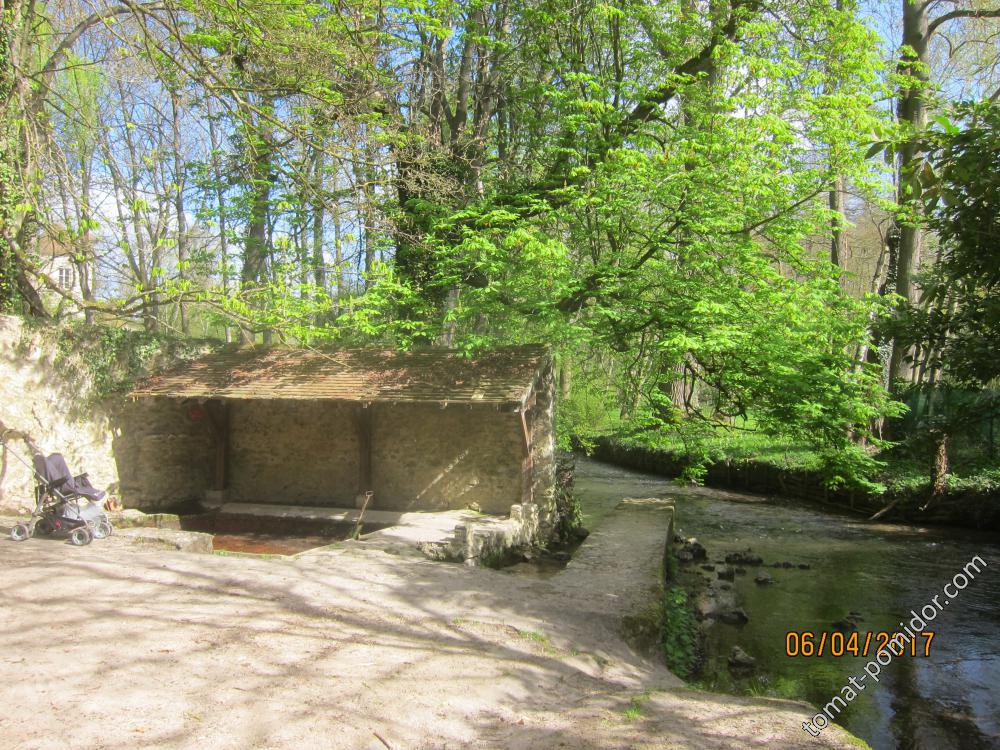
[32,453,106,502]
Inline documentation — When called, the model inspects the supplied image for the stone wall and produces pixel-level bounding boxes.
[526,362,557,525]
[0,316,118,512]
[114,398,213,510]
[116,399,542,515]
[371,403,525,514]
[227,400,358,506]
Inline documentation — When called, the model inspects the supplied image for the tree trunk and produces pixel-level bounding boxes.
[170,91,189,334]
[559,363,572,402]
[78,159,96,324]
[0,3,47,318]
[929,429,949,501]
[889,0,930,388]
[829,174,847,268]
[240,113,274,345]
[206,98,231,342]
[311,146,326,297]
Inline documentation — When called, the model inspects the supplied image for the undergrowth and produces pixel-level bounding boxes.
[606,426,999,497]
[660,585,700,680]
[20,320,215,402]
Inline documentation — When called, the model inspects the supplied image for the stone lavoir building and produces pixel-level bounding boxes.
[122,345,555,523]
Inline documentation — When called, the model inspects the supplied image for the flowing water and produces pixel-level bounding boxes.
[573,457,1000,750]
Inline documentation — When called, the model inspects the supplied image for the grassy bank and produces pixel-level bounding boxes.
[584,430,1000,529]
[598,427,999,497]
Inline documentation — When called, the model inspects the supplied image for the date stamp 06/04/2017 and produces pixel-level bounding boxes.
[784,630,935,658]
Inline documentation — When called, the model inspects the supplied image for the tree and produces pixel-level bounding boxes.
[890,100,1000,496]
[353,0,901,482]
[906,101,1000,387]
[887,0,1000,388]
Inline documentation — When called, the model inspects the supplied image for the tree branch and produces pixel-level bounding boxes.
[29,2,165,111]
[928,8,1000,36]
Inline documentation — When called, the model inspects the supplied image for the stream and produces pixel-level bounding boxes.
[572,457,1000,750]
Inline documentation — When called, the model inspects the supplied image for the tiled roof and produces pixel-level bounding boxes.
[130,345,550,406]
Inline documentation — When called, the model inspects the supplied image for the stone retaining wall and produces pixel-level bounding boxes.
[0,316,118,511]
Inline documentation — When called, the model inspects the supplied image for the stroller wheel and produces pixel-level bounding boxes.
[35,518,55,536]
[92,520,113,539]
[10,523,31,542]
[69,527,93,546]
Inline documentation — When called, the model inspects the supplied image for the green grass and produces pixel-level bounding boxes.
[212,549,284,560]
[518,629,549,643]
[516,629,559,656]
[879,444,1000,494]
[623,692,652,721]
[625,429,823,472]
[614,423,999,496]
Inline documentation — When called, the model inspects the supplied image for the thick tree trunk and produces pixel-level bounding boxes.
[0,4,47,318]
[206,99,231,342]
[171,91,189,334]
[889,0,930,388]
[240,117,274,345]
[829,174,846,268]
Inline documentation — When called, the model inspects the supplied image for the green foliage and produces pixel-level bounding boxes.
[0,11,22,314]
[327,0,901,479]
[556,382,623,451]
[618,422,889,492]
[8,0,911,483]
[660,585,699,680]
[552,487,583,546]
[663,544,679,583]
[899,100,1000,387]
[816,444,887,495]
[41,322,210,402]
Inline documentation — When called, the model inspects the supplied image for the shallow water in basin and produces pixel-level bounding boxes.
[179,513,389,555]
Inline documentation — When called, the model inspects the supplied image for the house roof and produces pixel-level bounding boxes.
[37,234,72,259]
[130,344,550,407]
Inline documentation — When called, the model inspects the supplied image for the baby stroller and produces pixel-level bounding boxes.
[7,450,113,546]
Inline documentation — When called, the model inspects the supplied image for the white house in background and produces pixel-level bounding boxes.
[37,234,84,315]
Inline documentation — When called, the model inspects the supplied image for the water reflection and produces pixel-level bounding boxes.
[573,457,1000,750]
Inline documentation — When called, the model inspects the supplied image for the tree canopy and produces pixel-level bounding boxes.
[4,0,1000,487]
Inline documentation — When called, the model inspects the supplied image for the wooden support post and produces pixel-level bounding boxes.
[205,399,229,491]
[357,403,373,495]
[520,407,534,504]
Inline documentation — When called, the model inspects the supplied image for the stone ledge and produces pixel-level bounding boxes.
[108,509,181,529]
[453,502,546,566]
[115,527,213,554]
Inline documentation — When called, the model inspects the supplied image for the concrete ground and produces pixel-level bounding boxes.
[0,502,861,750]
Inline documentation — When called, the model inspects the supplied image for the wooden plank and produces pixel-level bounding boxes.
[520,408,533,504]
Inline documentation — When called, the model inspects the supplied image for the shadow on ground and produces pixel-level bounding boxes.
[0,518,857,750]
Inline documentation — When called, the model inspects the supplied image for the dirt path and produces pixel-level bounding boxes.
[0,505,861,750]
